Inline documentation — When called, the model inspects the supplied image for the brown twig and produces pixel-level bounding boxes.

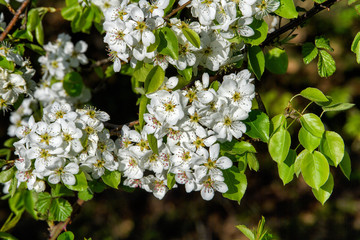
[164,1,191,21]
[0,0,31,41]
[261,0,339,47]
[48,199,85,240]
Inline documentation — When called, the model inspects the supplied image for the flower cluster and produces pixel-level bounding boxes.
[116,69,255,200]
[12,101,114,192]
[35,33,90,106]
[0,44,35,111]
[102,0,279,72]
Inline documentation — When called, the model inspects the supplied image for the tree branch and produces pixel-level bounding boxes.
[0,0,31,41]
[164,1,191,21]
[261,0,340,47]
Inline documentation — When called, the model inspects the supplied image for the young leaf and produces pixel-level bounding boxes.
[274,0,298,19]
[182,27,201,48]
[236,225,255,240]
[65,171,88,191]
[78,189,94,201]
[312,173,334,205]
[36,192,52,215]
[300,87,329,102]
[158,27,179,60]
[243,109,270,142]
[0,167,16,183]
[222,166,247,204]
[301,151,329,190]
[270,114,286,135]
[132,62,154,82]
[61,1,82,21]
[319,131,345,167]
[63,72,83,97]
[177,67,192,82]
[298,127,321,152]
[49,198,72,221]
[351,32,360,64]
[268,127,291,163]
[247,46,265,80]
[101,170,121,189]
[139,95,149,129]
[265,48,288,74]
[299,113,325,138]
[27,9,40,32]
[294,149,308,177]
[35,22,44,46]
[302,42,318,64]
[167,172,176,190]
[0,56,15,71]
[317,50,336,77]
[315,36,334,51]
[242,19,268,46]
[147,134,158,154]
[246,153,259,172]
[144,65,165,94]
[24,190,38,220]
[340,151,351,180]
[322,103,355,113]
[278,149,296,185]
[57,231,75,240]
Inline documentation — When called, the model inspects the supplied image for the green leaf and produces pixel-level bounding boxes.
[88,180,106,193]
[236,225,255,240]
[144,65,165,94]
[246,153,259,172]
[51,184,75,198]
[49,198,72,221]
[317,50,336,77]
[61,2,82,21]
[79,6,94,34]
[164,0,175,14]
[167,172,176,190]
[340,151,351,180]
[278,149,296,185]
[220,140,256,155]
[247,46,265,80]
[270,114,286,135]
[209,80,220,91]
[0,56,15,71]
[36,192,52,215]
[35,22,44,46]
[268,127,291,163]
[101,170,121,189]
[0,167,16,183]
[312,173,334,205]
[177,67,192,82]
[132,62,154,83]
[313,0,327,3]
[322,103,355,112]
[63,72,83,97]
[242,19,268,46]
[351,32,360,64]
[243,109,270,142]
[222,166,247,204]
[300,87,329,102]
[24,190,38,220]
[0,232,19,240]
[302,42,318,64]
[9,191,25,214]
[319,131,344,167]
[24,43,45,55]
[299,113,325,138]
[147,30,160,52]
[147,134,158,154]
[0,212,23,233]
[27,9,40,32]
[65,171,88,191]
[294,149,308,177]
[301,151,329,190]
[78,189,94,201]
[57,231,75,240]
[182,27,201,48]
[274,0,298,18]
[12,29,33,42]
[139,95,149,129]
[265,48,288,74]
[158,27,179,60]
[315,36,334,51]
[4,138,18,148]
[298,127,321,152]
